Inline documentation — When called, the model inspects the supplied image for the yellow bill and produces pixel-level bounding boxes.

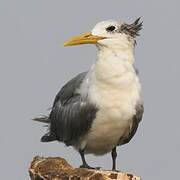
[63,32,105,46]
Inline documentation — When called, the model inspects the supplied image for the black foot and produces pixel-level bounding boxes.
[111,147,117,171]
[104,169,120,172]
[79,149,101,170]
[112,169,120,172]
[79,165,101,170]
[79,164,95,169]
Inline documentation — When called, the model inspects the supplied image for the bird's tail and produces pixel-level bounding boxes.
[33,115,57,142]
[32,115,50,123]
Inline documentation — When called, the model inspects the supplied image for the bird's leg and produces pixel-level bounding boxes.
[111,147,117,171]
[79,149,94,169]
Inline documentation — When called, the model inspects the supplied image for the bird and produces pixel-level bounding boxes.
[34,18,144,171]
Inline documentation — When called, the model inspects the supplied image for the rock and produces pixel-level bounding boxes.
[29,156,141,180]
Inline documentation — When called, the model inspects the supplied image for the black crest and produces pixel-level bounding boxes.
[121,17,143,38]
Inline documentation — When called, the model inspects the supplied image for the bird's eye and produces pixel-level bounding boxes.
[106,26,116,32]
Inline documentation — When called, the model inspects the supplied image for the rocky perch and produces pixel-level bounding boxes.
[29,156,141,180]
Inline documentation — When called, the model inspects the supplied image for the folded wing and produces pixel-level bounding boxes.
[40,72,98,146]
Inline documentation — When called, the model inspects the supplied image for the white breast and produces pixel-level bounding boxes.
[77,47,142,155]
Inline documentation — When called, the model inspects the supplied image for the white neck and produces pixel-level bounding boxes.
[97,42,135,62]
[79,45,141,109]
[90,45,136,86]
[81,44,141,109]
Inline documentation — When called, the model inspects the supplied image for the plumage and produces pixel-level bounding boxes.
[53,72,87,105]
[121,103,144,145]
[39,72,98,145]
[120,17,143,38]
[34,18,144,170]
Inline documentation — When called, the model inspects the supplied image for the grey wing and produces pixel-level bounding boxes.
[41,72,98,146]
[53,72,88,106]
[122,103,144,145]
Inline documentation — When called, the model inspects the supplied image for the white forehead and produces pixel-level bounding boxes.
[92,19,124,36]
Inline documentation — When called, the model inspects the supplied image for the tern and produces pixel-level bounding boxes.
[34,18,144,171]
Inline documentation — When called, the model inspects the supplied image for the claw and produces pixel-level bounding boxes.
[79,165,101,170]
[79,165,95,169]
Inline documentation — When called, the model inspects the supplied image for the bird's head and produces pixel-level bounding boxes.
[63,18,143,49]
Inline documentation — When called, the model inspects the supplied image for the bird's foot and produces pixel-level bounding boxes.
[79,164,101,170]
[112,168,120,172]
[79,164,94,169]
[104,169,120,172]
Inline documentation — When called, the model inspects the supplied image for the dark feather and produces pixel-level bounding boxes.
[122,103,144,145]
[33,115,50,123]
[54,72,87,105]
[33,72,87,124]
[49,95,97,145]
[39,72,98,145]
[121,17,143,38]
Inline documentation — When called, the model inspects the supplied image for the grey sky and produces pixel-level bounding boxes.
[0,0,179,179]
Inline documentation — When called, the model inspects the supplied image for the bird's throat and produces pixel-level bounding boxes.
[92,47,135,82]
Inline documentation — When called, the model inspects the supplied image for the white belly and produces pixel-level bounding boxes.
[84,105,134,155]
[76,59,142,155]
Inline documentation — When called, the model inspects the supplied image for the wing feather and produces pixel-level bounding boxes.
[41,72,98,145]
[122,103,144,145]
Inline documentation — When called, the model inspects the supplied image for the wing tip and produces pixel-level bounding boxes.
[41,133,57,142]
[32,116,50,123]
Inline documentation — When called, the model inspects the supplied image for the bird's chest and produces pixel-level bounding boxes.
[85,105,134,155]
[90,95,136,143]
[88,72,140,117]
[84,76,141,154]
